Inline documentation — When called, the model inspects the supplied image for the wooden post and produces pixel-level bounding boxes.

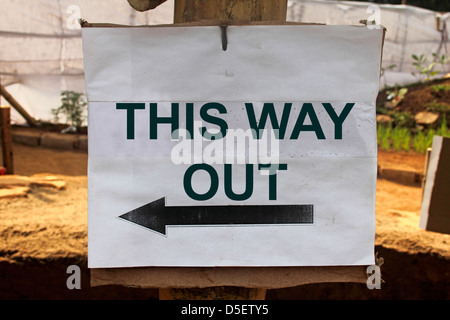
[0,106,14,174]
[157,0,287,300]
[422,147,432,199]
[174,0,287,23]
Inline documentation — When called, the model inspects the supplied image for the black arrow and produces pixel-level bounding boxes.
[118,197,313,236]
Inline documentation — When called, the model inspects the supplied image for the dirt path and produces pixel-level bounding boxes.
[1,143,449,299]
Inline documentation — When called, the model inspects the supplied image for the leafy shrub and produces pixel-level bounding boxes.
[52,90,87,128]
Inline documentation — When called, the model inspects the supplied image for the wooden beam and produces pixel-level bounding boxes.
[0,106,14,174]
[0,84,38,127]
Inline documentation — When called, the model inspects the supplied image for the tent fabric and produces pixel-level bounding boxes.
[0,0,173,124]
[288,0,449,87]
[0,0,448,124]
[1,0,173,83]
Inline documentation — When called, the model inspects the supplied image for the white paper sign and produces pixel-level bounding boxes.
[82,25,383,268]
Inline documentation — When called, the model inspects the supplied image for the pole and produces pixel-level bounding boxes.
[0,106,14,174]
[0,84,38,127]
[156,0,288,300]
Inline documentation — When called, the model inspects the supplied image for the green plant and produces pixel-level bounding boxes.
[377,124,392,151]
[377,112,449,153]
[52,90,87,128]
[426,129,436,148]
[401,132,411,152]
[413,128,436,154]
[377,106,415,128]
[439,117,449,137]
[411,54,438,82]
[425,101,450,113]
[431,83,450,92]
[376,121,449,154]
[391,111,415,128]
[412,129,425,153]
[432,53,448,73]
[391,126,410,152]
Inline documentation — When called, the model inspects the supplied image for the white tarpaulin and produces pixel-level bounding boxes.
[83,24,383,268]
[288,0,450,87]
[0,0,174,125]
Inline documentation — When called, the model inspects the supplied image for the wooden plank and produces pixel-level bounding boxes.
[0,174,66,190]
[0,186,29,199]
[90,266,367,289]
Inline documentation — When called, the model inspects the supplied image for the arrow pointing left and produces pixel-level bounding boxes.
[118,197,313,236]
